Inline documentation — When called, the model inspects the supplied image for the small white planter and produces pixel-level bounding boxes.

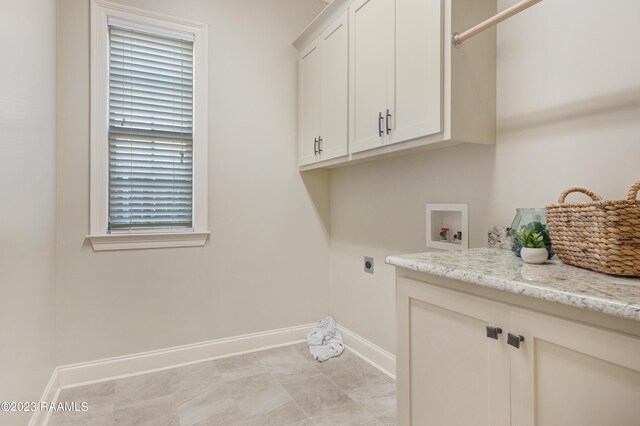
[521,247,548,264]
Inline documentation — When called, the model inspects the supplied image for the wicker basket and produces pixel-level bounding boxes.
[546,181,640,276]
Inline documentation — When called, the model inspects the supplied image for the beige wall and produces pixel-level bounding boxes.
[56,0,328,365]
[0,0,57,424]
[329,0,640,355]
[51,0,640,370]
[6,0,638,412]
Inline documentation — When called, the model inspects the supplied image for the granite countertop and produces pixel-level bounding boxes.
[385,248,640,322]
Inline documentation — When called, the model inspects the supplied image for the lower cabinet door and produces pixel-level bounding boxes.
[509,307,640,426]
[397,277,510,426]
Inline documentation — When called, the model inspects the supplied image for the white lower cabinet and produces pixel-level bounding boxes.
[397,276,640,426]
[397,277,510,426]
[509,307,640,426]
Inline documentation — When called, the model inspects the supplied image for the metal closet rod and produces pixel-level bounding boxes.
[452,0,542,47]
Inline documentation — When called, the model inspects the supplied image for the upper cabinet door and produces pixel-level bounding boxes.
[349,0,395,154]
[319,11,349,161]
[393,0,443,144]
[299,40,322,166]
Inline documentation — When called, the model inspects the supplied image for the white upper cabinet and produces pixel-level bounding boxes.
[294,0,496,169]
[349,0,395,154]
[394,0,443,143]
[299,40,322,166]
[320,13,349,161]
[298,11,349,166]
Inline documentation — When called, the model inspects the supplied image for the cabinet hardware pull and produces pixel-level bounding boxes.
[314,137,318,155]
[486,326,502,340]
[507,333,525,349]
[318,136,323,153]
[378,112,384,137]
[386,109,392,135]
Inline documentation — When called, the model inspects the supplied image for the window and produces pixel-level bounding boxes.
[90,0,208,251]
[108,25,194,231]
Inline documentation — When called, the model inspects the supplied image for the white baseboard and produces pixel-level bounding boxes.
[28,368,60,426]
[338,324,396,380]
[32,320,395,426]
[58,323,314,388]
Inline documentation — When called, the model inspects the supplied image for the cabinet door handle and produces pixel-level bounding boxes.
[378,112,384,137]
[486,326,503,340]
[507,333,525,349]
[318,136,323,153]
[314,137,318,155]
[386,109,392,135]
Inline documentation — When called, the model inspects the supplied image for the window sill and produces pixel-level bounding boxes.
[87,232,210,251]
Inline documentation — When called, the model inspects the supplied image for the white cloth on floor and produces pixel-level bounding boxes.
[306,315,344,362]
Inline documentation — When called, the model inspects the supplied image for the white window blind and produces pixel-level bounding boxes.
[108,25,194,232]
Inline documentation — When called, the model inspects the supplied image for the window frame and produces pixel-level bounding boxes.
[89,0,209,251]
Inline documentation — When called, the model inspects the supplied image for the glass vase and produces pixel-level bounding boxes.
[510,208,555,259]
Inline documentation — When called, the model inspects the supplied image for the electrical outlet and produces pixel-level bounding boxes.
[364,257,374,274]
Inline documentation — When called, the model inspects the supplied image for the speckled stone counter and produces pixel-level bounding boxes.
[386,248,640,322]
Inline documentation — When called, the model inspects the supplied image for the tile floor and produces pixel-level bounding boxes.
[48,343,396,425]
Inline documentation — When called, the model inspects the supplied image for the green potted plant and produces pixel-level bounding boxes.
[516,227,548,264]
[510,219,554,259]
